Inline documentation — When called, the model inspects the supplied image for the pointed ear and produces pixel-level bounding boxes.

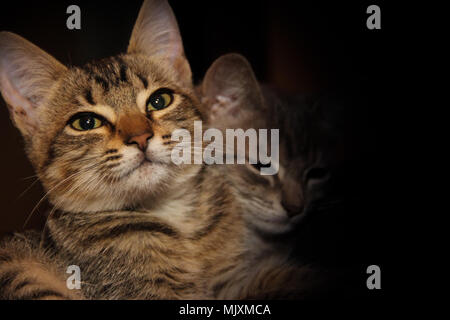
[0,32,67,138]
[201,53,265,129]
[127,0,191,86]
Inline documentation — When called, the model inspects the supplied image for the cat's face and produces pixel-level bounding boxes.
[38,55,200,212]
[201,54,337,234]
[0,0,202,212]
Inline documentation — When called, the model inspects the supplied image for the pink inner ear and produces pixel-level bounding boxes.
[0,72,36,129]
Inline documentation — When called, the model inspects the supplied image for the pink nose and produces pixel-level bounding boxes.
[127,133,152,151]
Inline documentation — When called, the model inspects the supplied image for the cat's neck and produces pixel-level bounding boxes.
[136,164,207,231]
[46,163,239,239]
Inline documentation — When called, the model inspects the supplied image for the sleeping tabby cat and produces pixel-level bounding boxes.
[0,0,327,299]
[197,53,345,298]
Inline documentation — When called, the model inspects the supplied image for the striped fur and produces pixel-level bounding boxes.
[0,231,83,300]
[0,1,341,300]
[36,165,248,299]
[198,54,346,298]
[0,1,283,300]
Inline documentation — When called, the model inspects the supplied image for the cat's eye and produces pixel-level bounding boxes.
[69,113,104,131]
[146,88,174,112]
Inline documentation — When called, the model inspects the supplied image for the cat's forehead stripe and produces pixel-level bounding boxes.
[82,56,133,91]
[84,88,96,105]
[79,55,175,96]
[137,73,148,89]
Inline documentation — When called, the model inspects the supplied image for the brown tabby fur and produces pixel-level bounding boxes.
[0,0,339,300]
[0,231,82,299]
[0,0,320,300]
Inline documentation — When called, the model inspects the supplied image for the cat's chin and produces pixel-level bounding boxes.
[51,162,173,214]
[248,209,307,235]
[122,160,171,195]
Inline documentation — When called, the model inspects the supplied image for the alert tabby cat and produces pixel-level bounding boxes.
[0,0,337,300]
[0,0,301,300]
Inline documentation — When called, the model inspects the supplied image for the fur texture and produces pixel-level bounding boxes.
[0,231,83,300]
[0,1,286,300]
[0,1,339,300]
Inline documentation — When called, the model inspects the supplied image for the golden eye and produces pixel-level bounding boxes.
[70,113,103,131]
[147,89,174,112]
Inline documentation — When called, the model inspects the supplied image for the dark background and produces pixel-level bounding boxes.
[0,0,389,298]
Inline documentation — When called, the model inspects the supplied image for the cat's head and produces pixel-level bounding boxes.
[201,54,341,234]
[0,0,202,213]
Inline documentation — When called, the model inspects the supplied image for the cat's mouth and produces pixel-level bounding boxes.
[120,156,159,179]
[139,157,160,168]
[137,157,157,169]
[135,154,168,171]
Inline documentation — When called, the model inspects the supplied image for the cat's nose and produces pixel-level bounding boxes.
[281,200,304,218]
[127,132,153,151]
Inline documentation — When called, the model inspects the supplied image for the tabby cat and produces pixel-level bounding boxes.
[0,0,325,300]
[197,53,344,298]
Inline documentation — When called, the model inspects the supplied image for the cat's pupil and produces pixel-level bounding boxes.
[79,116,96,130]
[151,95,165,109]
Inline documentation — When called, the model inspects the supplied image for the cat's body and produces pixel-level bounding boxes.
[41,164,247,299]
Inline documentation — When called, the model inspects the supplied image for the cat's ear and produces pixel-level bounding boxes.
[0,32,67,138]
[201,53,266,129]
[127,0,191,86]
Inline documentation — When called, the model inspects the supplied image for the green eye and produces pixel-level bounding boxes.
[70,113,103,131]
[147,89,174,112]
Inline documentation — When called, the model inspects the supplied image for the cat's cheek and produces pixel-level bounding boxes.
[145,138,173,165]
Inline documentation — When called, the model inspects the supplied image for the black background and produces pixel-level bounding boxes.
[0,0,391,300]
